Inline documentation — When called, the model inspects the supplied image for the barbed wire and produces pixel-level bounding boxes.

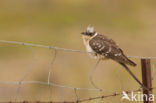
[0,40,156,103]
[0,87,156,103]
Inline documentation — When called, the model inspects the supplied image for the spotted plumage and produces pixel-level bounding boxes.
[81,25,146,89]
[89,34,136,66]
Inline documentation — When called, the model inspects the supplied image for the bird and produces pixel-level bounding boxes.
[81,25,146,89]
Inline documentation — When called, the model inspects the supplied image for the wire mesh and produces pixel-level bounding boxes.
[0,40,156,103]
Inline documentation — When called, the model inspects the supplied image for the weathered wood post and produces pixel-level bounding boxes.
[141,59,153,103]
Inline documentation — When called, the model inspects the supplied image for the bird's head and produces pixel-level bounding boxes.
[81,25,96,37]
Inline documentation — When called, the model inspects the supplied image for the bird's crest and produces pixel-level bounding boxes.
[86,25,95,33]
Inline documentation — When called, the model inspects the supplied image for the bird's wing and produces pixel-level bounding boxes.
[89,35,110,55]
[89,35,136,66]
[89,34,120,55]
[98,34,117,47]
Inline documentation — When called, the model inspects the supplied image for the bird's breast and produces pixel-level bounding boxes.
[86,43,94,53]
[82,35,108,60]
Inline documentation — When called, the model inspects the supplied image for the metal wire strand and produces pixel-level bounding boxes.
[89,59,101,89]
[48,49,57,101]
[0,40,156,59]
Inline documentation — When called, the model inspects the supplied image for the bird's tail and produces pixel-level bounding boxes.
[126,58,137,67]
[119,62,147,89]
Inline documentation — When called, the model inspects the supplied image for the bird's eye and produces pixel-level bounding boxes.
[88,33,94,36]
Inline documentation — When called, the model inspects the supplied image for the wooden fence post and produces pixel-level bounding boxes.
[141,59,153,103]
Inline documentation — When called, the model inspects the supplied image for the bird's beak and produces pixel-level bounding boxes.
[81,32,86,35]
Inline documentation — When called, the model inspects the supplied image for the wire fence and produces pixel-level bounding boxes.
[0,40,156,103]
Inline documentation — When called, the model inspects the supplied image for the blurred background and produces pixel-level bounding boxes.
[0,0,156,102]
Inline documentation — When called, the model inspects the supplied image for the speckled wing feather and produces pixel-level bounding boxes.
[96,34,117,46]
[89,34,136,66]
